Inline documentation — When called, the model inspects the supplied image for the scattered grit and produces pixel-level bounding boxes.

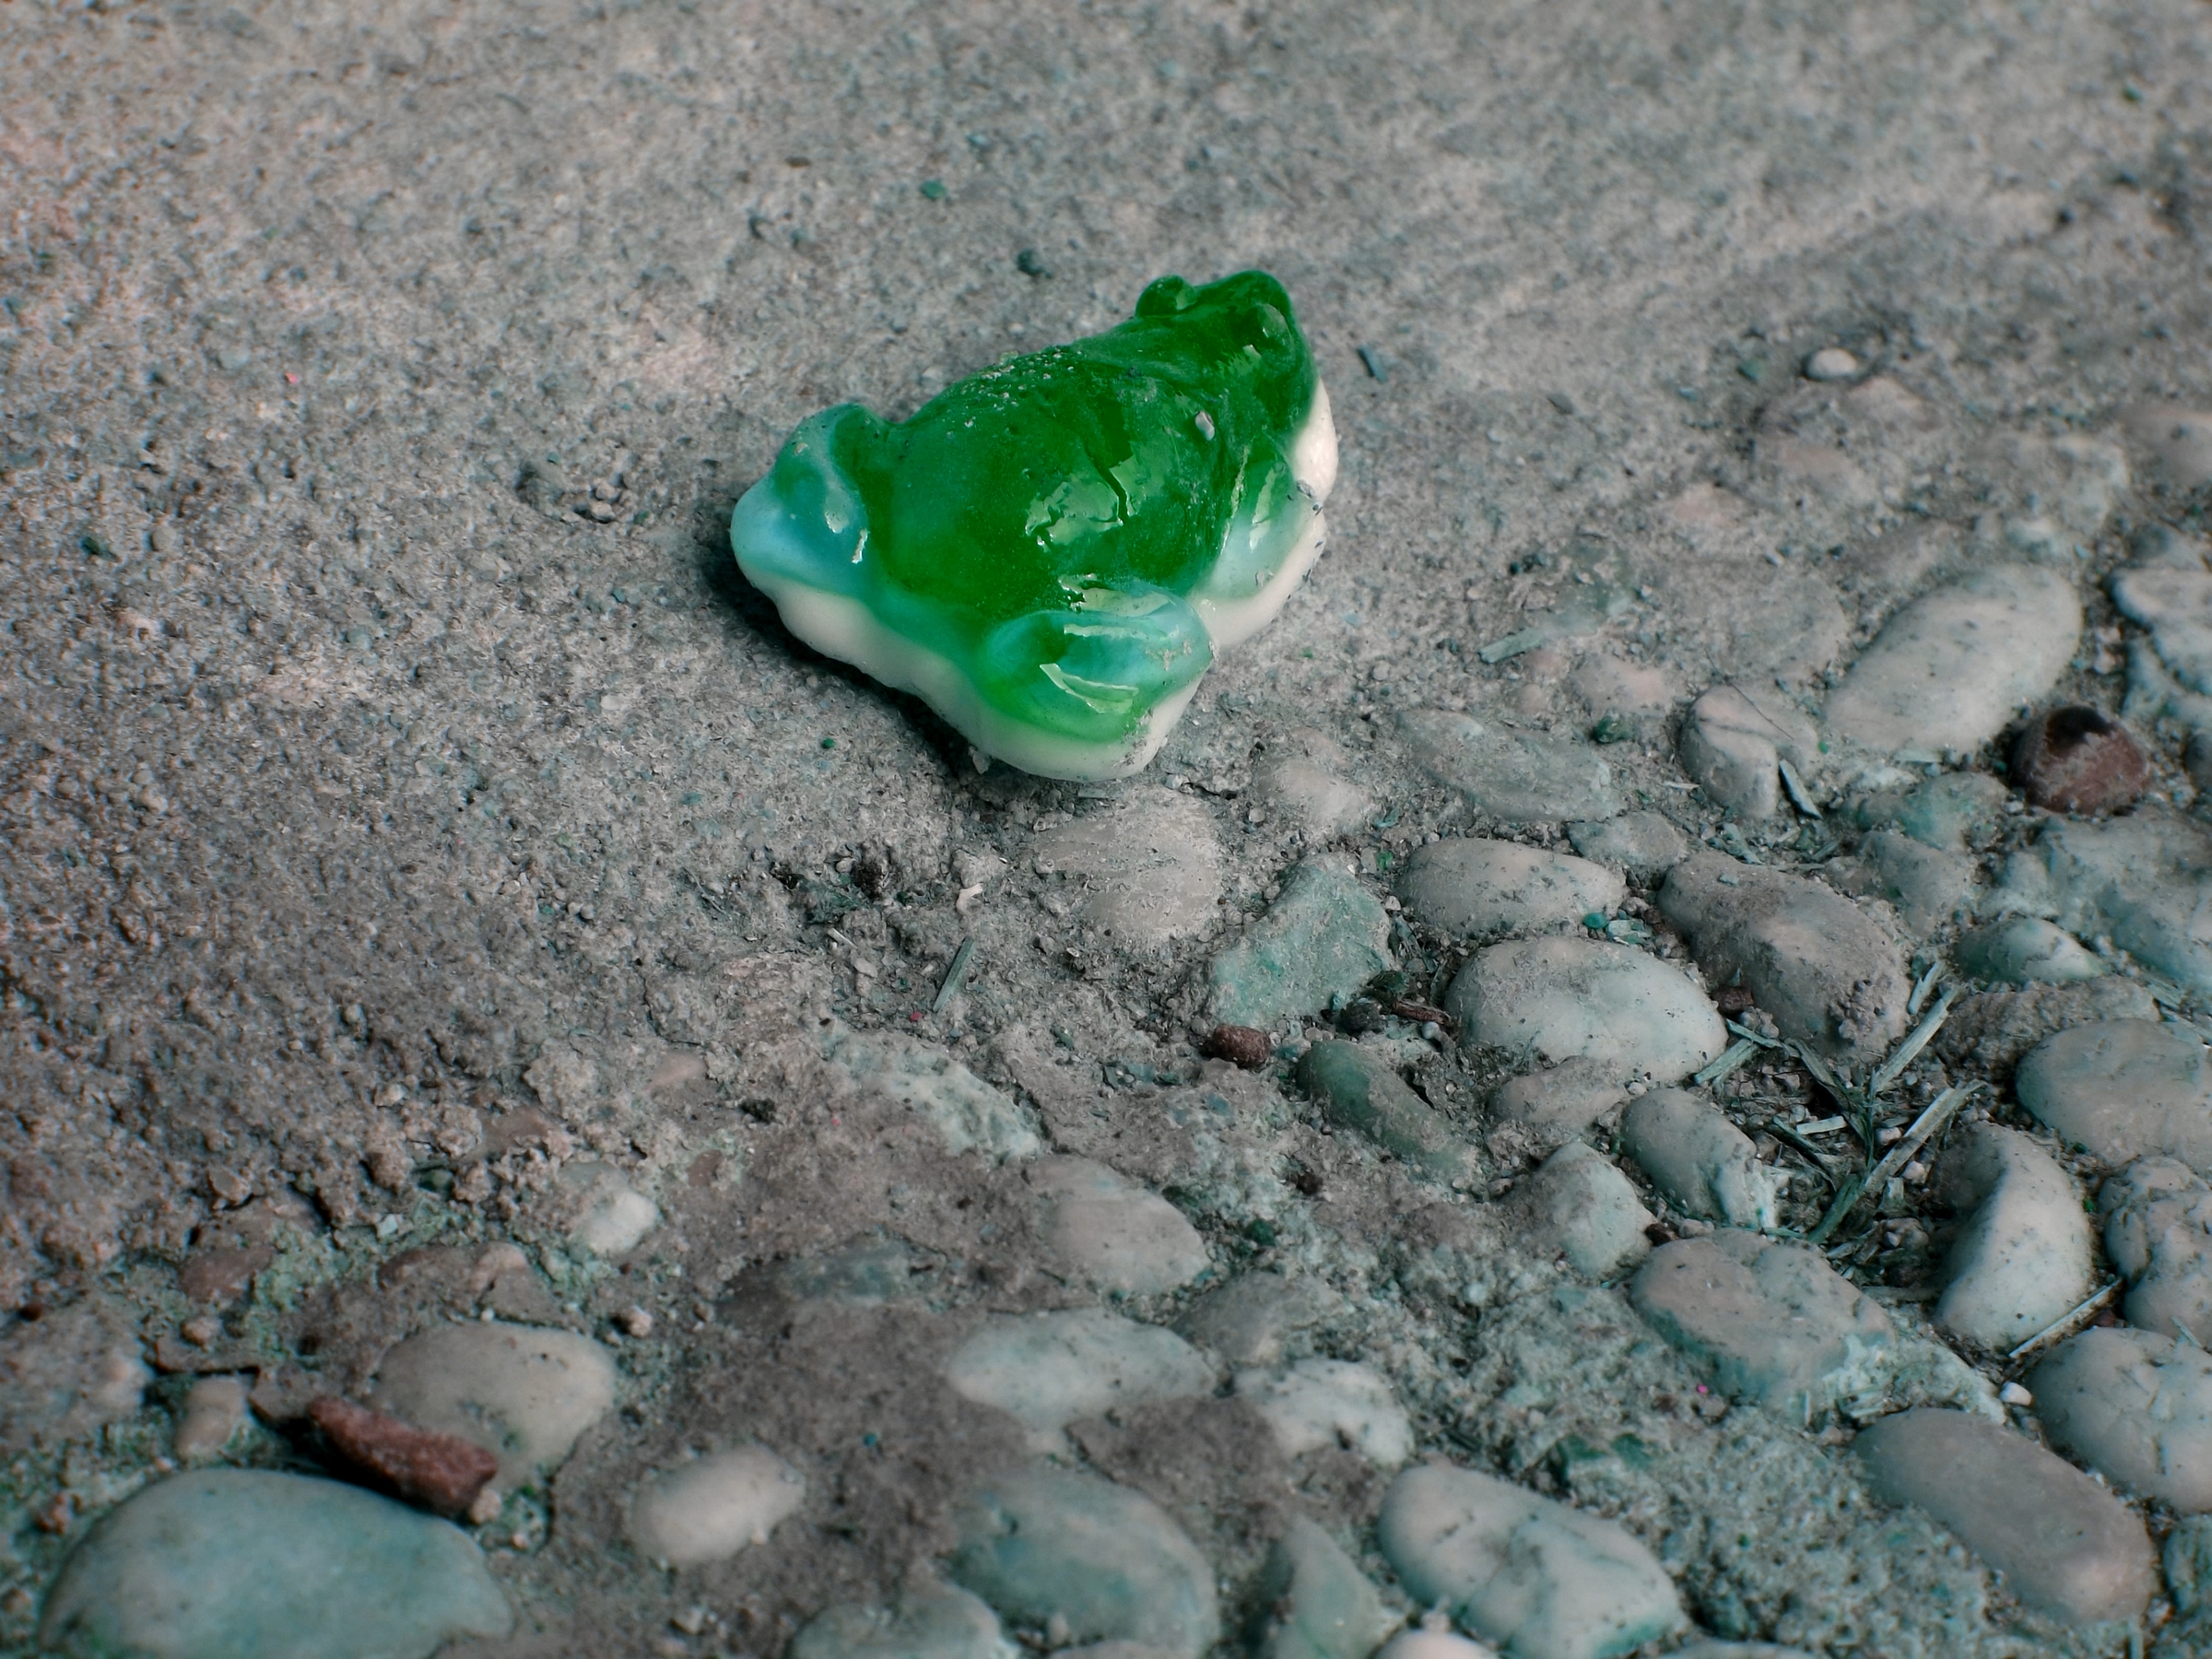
[6,2,2212,1657]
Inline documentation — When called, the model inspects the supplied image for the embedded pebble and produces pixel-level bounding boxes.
[1933,1124,2096,1351]
[1208,857,1392,1031]
[172,1373,251,1462]
[2123,403,2212,491]
[1508,1140,1654,1279]
[2017,1018,2212,1175]
[1250,1518,1399,1659]
[791,1577,1018,1659]
[1823,563,2082,760]
[1677,684,1818,820]
[0,1300,148,1453]
[1855,769,2009,853]
[2113,560,2212,721]
[1618,1088,1782,1230]
[567,1168,659,1257]
[1657,853,1907,1063]
[1376,1634,1497,1659]
[1854,1408,2156,1626]
[1252,728,1376,841]
[1937,977,2160,1074]
[2032,1326,2212,1512]
[1449,936,1727,1082]
[1378,1461,1684,1659]
[1955,916,2106,985]
[1031,790,1224,949]
[1488,1057,1630,1148]
[1805,346,1859,381]
[1995,810,2212,994]
[1295,1041,1485,1185]
[1567,811,1689,883]
[629,1444,806,1566]
[943,1309,1218,1447]
[1177,1270,1346,1369]
[1831,829,1978,935]
[1395,837,1623,937]
[1398,708,1623,823]
[366,1322,617,1492]
[38,1469,511,1658]
[948,1467,1220,1658]
[1027,1156,1211,1296]
[2012,706,2150,816]
[821,1023,1043,1161]
[2100,1158,2212,1343]
[1235,1358,1413,1467]
[309,1394,498,1519]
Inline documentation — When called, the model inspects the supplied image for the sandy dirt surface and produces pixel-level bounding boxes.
[5,2,2212,1654]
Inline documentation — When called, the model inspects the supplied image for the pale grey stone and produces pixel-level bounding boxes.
[1618,1088,1782,1230]
[1488,1056,1630,1148]
[173,1374,252,1462]
[943,1310,1218,1448]
[1248,1518,1400,1659]
[1830,830,1977,935]
[368,1322,617,1493]
[2033,1326,2212,1512]
[629,1444,806,1566]
[1994,810,2212,995]
[1508,1140,1654,1279]
[1824,564,2082,760]
[2018,1018,2212,1174]
[1175,1271,1346,1370]
[1026,1156,1211,1297]
[1252,728,1375,841]
[1399,708,1623,823]
[1933,1124,2096,1351]
[1677,684,1818,819]
[2100,1159,2212,1346]
[1854,1408,2156,1626]
[1567,810,1690,883]
[1657,853,1908,1063]
[1956,916,2107,985]
[792,1578,1019,1659]
[821,1023,1044,1162]
[1209,857,1392,1031]
[1449,936,1727,1083]
[1377,1461,1685,1659]
[2116,562,2212,698]
[1235,1359,1413,1467]
[1395,838,1624,936]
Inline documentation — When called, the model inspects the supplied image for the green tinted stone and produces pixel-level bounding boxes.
[733,271,1336,779]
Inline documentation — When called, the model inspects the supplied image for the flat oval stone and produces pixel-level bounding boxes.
[1398,709,1623,824]
[367,1322,617,1493]
[1026,1156,1211,1297]
[1448,936,1726,1083]
[1567,811,1689,884]
[1853,1407,2156,1626]
[791,1577,1017,1659]
[1933,1124,2095,1350]
[2033,1326,2212,1512]
[2017,1018,2212,1176]
[1394,838,1624,937]
[1824,563,2082,760]
[947,1467,1220,1658]
[1234,1358,1413,1468]
[1677,684,1818,820]
[1954,916,2106,985]
[2101,1158,2212,1342]
[1507,1140,1654,1280]
[1377,1461,1685,1659]
[38,1469,511,1659]
[943,1309,1218,1447]
[1618,1088,1782,1230]
[629,1445,806,1566]
[1249,1517,1398,1659]
[1996,811,2212,995]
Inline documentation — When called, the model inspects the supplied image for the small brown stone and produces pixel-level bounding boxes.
[1205,1024,1273,1069]
[308,1394,498,1518]
[1712,985,1756,1016]
[2012,706,2149,816]
[178,1246,272,1306]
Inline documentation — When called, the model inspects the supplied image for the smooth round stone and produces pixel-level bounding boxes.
[367,1321,617,1492]
[1933,1124,2095,1351]
[569,1170,660,1257]
[1394,838,1623,937]
[1488,1058,1629,1147]
[2102,1159,2212,1342]
[820,1024,1042,1163]
[1251,728,1375,841]
[1448,936,1726,1083]
[1030,791,1224,949]
[172,1373,252,1462]
[1375,1634,1496,1659]
[38,1469,511,1659]
[2017,1019,2212,1176]
[1677,684,1818,821]
[1234,1359,1413,1468]
[1377,1462,1683,1659]
[1823,563,2082,760]
[1854,1408,2156,1627]
[1567,811,1688,884]
[791,1578,1017,1659]
[1026,1156,1210,1297]
[1996,811,2212,996]
[629,1445,805,1566]
[2033,1326,2212,1512]
[1838,830,1978,936]
[1207,857,1392,1032]
[1805,347,1859,381]
[1398,709,1623,824]
[1507,1140,1653,1280]
[1955,916,2106,985]
[1250,1517,1398,1659]
[947,1467,1220,1658]
[1618,1088,1781,1230]
[943,1309,1218,1446]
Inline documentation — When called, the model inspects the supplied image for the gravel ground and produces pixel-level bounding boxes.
[5,2,2212,1655]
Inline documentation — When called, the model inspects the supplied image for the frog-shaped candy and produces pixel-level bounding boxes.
[731,270,1336,779]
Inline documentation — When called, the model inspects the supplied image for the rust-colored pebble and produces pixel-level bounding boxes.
[308,1394,497,1518]
[2013,706,2149,816]
[1712,985,1756,1017]
[1205,1024,1274,1069]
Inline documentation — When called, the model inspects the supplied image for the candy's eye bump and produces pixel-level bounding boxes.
[730,271,1337,781]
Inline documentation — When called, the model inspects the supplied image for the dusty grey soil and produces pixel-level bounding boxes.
[5,1,2212,1655]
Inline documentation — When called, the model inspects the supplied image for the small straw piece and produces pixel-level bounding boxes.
[1694,1037,1761,1089]
[1866,986,1957,1100]
[934,937,977,1012]
[1806,1081,1978,1245]
[2007,1281,2122,1363]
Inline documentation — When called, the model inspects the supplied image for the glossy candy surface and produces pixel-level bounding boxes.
[732,270,1336,778]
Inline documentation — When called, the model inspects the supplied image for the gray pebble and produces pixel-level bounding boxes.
[1208,858,1392,1031]
[1824,564,2082,761]
[1994,810,2212,996]
[1247,1517,1398,1659]
[1296,1041,1484,1186]
[1657,853,1908,1062]
[1830,830,1978,935]
[1450,936,1727,1082]
[367,1322,615,1495]
[1026,1156,1212,1296]
[1677,684,1818,820]
[1568,810,1690,883]
[1618,1088,1782,1230]
[2018,1018,2212,1175]
[1488,1056,1630,1148]
[1507,1140,1654,1279]
[1175,1271,1346,1370]
[1854,1407,2156,1626]
[792,1576,1017,1659]
[1394,837,1624,937]
[1398,708,1623,823]
[2100,1158,2212,1344]
[1955,916,2107,985]
[1933,1124,2096,1351]
[1251,728,1376,841]
[2033,1326,2212,1512]
[943,1310,1218,1448]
